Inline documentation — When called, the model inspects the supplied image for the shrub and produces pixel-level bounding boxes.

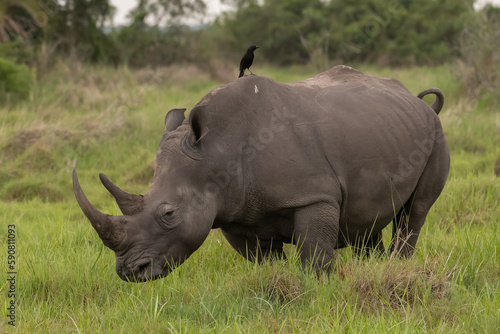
[0,57,35,101]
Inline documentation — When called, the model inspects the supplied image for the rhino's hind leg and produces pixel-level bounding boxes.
[390,202,414,257]
[390,136,449,257]
[221,230,286,263]
[352,232,385,258]
[391,191,433,257]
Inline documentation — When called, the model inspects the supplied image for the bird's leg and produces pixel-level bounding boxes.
[248,68,254,75]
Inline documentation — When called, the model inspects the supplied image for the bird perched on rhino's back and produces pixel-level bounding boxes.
[239,45,259,78]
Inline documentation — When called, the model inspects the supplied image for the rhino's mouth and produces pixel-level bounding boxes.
[118,259,171,282]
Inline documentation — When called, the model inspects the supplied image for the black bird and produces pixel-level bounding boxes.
[239,45,260,78]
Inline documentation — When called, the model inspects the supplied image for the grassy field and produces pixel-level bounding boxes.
[1,62,499,333]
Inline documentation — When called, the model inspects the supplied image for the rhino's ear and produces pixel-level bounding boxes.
[164,108,186,133]
[188,106,209,145]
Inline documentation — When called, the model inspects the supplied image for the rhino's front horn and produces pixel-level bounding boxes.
[73,169,127,250]
[99,174,144,216]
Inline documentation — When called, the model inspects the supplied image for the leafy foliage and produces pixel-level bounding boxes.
[0,57,34,100]
[0,0,495,72]
[218,0,474,66]
[131,0,206,25]
[115,0,205,67]
[42,0,117,63]
[0,0,44,45]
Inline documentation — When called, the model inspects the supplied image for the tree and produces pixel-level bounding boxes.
[458,4,500,102]
[45,0,116,62]
[217,0,475,66]
[0,0,44,45]
[218,0,329,65]
[115,0,207,67]
[135,0,206,26]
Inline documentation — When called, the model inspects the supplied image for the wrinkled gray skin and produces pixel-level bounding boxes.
[73,65,450,282]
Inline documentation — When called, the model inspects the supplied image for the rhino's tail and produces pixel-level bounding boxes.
[417,88,444,115]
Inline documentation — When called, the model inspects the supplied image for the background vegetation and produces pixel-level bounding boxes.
[0,0,499,333]
[1,0,499,101]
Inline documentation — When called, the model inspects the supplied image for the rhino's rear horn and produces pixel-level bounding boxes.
[99,173,145,216]
[73,169,127,250]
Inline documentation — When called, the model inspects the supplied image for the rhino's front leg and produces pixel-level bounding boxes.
[293,202,340,272]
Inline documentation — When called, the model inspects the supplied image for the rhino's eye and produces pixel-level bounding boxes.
[156,204,181,229]
[157,204,175,221]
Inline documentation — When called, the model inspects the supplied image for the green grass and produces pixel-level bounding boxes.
[1,63,499,333]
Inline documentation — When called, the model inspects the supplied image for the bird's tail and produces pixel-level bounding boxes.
[238,69,245,78]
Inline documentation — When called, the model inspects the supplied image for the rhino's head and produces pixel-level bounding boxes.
[73,108,219,282]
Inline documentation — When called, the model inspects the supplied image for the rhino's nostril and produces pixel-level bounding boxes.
[134,260,154,278]
[138,262,150,273]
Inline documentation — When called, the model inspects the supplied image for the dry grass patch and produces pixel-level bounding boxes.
[2,116,126,161]
[262,271,306,304]
[134,65,211,86]
[241,263,307,306]
[339,256,457,312]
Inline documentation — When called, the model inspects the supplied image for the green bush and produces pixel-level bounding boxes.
[215,0,474,66]
[0,41,36,65]
[0,57,35,101]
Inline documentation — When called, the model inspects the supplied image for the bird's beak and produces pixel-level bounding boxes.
[256,46,260,49]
